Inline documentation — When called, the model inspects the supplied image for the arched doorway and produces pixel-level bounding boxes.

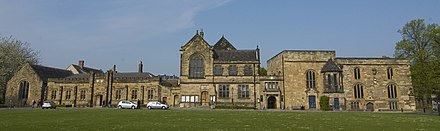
[201,91,209,106]
[267,96,276,109]
[173,95,179,107]
[366,102,374,111]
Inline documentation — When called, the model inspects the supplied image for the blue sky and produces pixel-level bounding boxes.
[1,0,439,75]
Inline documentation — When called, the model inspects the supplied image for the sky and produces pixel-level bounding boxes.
[1,0,439,75]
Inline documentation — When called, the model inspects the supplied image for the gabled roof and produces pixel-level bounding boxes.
[113,72,154,78]
[70,64,104,74]
[213,36,236,50]
[180,32,211,50]
[321,59,342,72]
[214,50,258,61]
[29,64,73,80]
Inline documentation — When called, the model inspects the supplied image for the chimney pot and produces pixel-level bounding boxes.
[79,60,84,69]
[138,61,143,73]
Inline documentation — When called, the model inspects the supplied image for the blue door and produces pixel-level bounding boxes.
[334,98,339,110]
[309,96,316,109]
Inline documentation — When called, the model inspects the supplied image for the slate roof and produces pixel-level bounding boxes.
[113,72,154,79]
[214,50,258,61]
[71,64,104,74]
[65,73,89,79]
[29,64,73,80]
[213,36,236,50]
[321,59,342,72]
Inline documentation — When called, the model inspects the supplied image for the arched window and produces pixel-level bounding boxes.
[18,81,30,100]
[353,84,363,99]
[189,55,205,78]
[387,84,397,99]
[354,67,361,80]
[387,68,394,80]
[306,70,316,88]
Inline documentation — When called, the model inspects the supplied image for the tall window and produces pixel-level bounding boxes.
[51,89,57,100]
[387,84,397,99]
[115,90,121,100]
[244,65,253,76]
[387,68,394,80]
[131,90,138,100]
[80,90,86,100]
[148,90,154,100]
[214,65,223,76]
[306,70,316,88]
[353,84,364,99]
[18,81,30,100]
[66,90,71,100]
[351,102,360,110]
[228,65,238,76]
[238,85,249,98]
[189,55,204,78]
[219,85,229,98]
[354,67,361,80]
[389,101,398,110]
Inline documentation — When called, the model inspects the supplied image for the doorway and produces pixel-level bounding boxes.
[173,95,179,107]
[201,91,209,106]
[334,98,340,110]
[309,96,316,109]
[96,95,103,106]
[366,102,374,111]
[267,96,276,109]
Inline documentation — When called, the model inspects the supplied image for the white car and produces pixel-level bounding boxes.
[42,101,56,109]
[146,101,168,110]
[117,101,138,109]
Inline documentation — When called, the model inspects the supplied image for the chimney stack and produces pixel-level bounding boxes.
[200,29,204,38]
[112,65,117,73]
[138,61,143,73]
[79,60,84,69]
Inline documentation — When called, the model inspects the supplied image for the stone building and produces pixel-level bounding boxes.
[265,50,416,111]
[6,31,415,111]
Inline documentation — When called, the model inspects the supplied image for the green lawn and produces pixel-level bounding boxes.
[0,109,439,131]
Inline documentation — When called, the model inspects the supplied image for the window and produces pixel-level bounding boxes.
[306,70,316,88]
[387,68,394,80]
[219,85,230,98]
[265,82,279,90]
[189,55,204,78]
[18,81,29,100]
[131,90,138,100]
[80,90,86,100]
[210,95,216,102]
[66,90,71,100]
[389,101,398,110]
[115,90,121,100]
[351,102,360,110]
[148,90,154,100]
[228,65,238,76]
[387,84,397,99]
[244,65,253,76]
[51,89,57,100]
[354,67,361,80]
[180,95,199,103]
[353,84,364,99]
[238,85,249,98]
[214,65,223,76]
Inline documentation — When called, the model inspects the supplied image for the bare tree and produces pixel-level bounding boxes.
[0,35,39,104]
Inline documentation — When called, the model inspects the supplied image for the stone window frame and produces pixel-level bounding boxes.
[350,101,360,110]
[189,54,205,78]
[244,65,253,76]
[354,67,361,80]
[51,89,57,100]
[131,89,138,100]
[238,85,250,98]
[306,70,316,88]
[387,84,397,99]
[180,95,199,103]
[18,81,30,100]
[228,65,238,76]
[218,85,230,98]
[147,89,154,100]
[66,90,71,100]
[80,90,86,100]
[214,65,223,76]
[387,67,394,80]
[115,89,122,100]
[389,101,398,110]
[353,84,364,99]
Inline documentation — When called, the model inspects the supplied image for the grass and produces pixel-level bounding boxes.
[1,108,440,131]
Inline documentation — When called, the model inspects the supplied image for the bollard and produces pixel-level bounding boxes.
[401,108,403,112]
[423,108,426,113]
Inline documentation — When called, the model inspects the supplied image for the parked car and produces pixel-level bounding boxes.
[146,101,168,110]
[117,101,138,109]
[42,101,56,109]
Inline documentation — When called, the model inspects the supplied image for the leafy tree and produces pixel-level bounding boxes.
[0,35,39,104]
[394,19,439,109]
[259,67,267,76]
[319,96,329,111]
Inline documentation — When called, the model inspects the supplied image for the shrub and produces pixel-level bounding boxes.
[320,96,329,111]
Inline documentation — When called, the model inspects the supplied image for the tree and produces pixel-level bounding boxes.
[394,19,439,109]
[319,96,329,111]
[259,67,267,76]
[0,35,39,104]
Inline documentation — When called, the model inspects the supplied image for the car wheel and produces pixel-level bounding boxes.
[131,106,135,109]
[118,106,122,109]
[147,106,152,110]
[162,106,166,110]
